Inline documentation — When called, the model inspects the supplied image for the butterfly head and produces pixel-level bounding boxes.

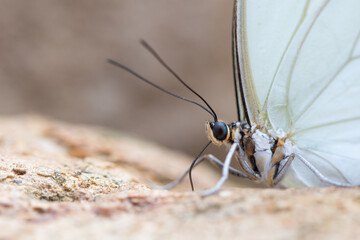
[206,120,231,146]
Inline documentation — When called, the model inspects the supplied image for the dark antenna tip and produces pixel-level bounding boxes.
[107,58,116,64]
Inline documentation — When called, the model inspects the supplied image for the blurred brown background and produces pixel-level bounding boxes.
[0,0,237,158]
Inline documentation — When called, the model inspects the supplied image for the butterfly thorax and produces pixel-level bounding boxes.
[206,120,294,186]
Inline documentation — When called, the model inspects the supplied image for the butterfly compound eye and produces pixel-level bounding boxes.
[211,121,229,141]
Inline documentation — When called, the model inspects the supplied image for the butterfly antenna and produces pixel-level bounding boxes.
[107,59,216,118]
[139,40,218,122]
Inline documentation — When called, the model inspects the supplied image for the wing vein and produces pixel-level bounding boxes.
[297,147,350,183]
[293,31,360,123]
[285,0,330,128]
[262,0,311,115]
[295,116,360,134]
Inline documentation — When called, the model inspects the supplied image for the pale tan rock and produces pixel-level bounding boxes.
[0,116,359,240]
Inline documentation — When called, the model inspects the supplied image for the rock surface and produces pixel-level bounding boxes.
[0,116,359,240]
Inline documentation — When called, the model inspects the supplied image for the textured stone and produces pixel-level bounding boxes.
[0,116,359,240]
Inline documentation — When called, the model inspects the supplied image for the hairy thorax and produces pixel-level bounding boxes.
[207,121,295,186]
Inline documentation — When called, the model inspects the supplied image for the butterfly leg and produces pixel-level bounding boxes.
[235,135,262,180]
[150,150,248,190]
[295,153,353,187]
[202,154,249,178]
[148,166,192,190]
[201,142,238,196]
[272,153,295,186]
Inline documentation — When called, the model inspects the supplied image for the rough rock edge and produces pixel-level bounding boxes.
[0,115,360,240]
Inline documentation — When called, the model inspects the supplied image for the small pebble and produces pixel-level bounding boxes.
[12,168,27,175]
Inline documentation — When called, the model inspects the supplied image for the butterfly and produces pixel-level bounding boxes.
[109,0,360,196]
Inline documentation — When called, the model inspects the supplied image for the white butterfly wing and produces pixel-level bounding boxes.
[233,0,311,124]
[235,0,360,186]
